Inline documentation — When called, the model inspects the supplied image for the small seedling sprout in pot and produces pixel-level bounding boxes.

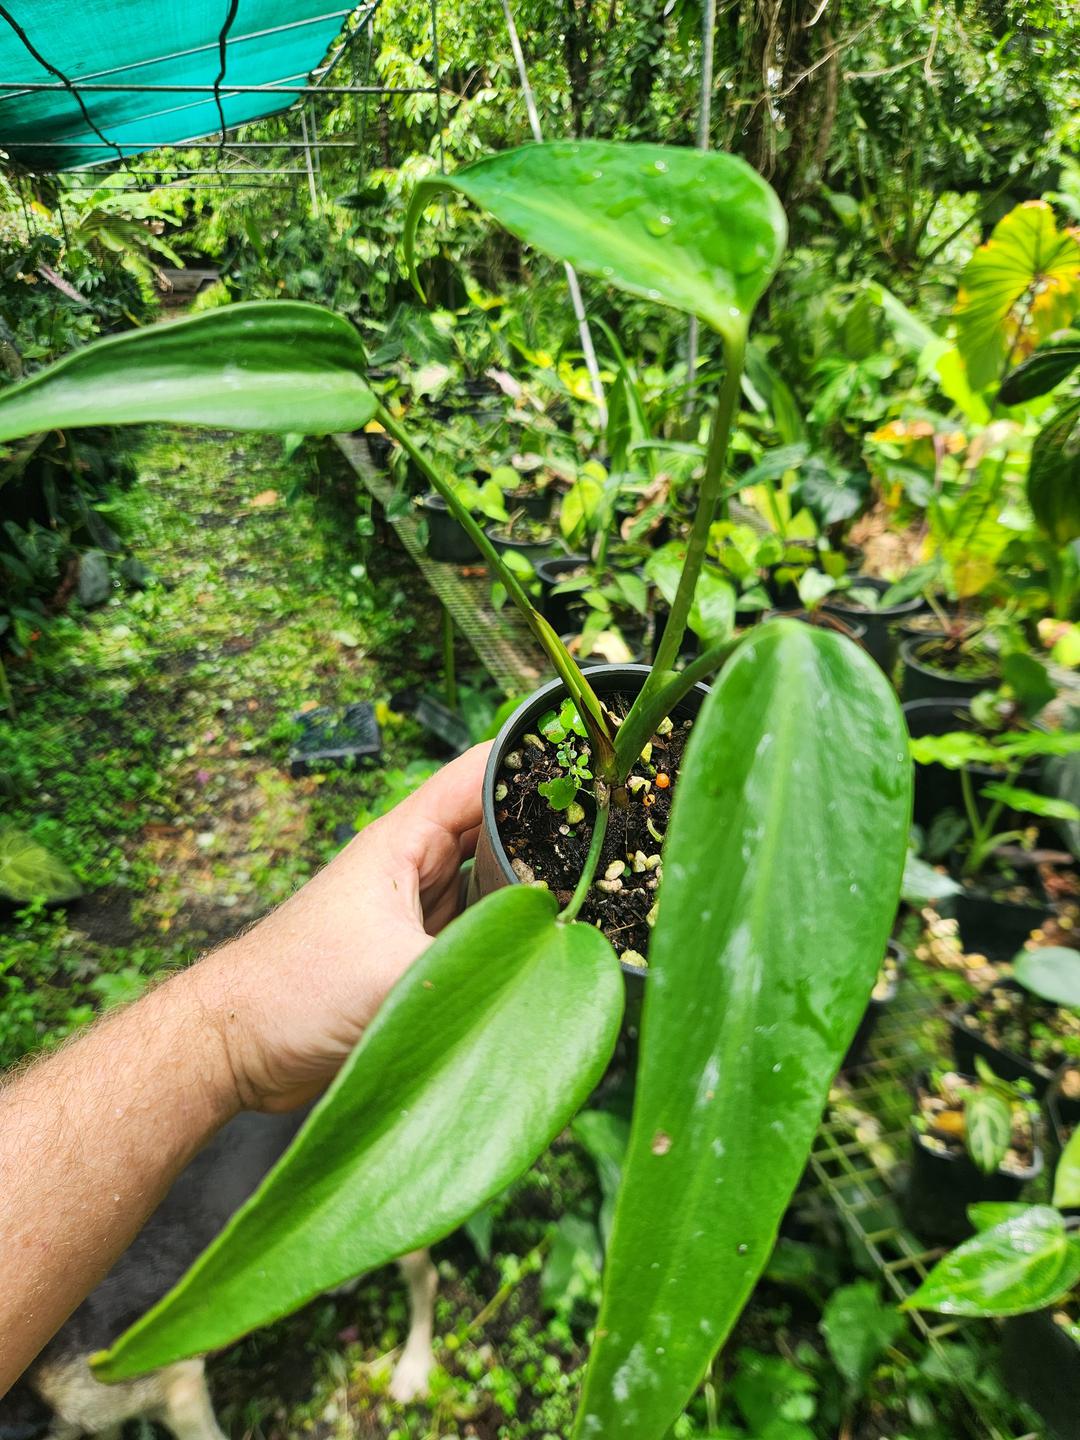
[0,143,913,1440]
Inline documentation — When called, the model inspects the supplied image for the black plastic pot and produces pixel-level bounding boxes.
[485,522,555,567]
[364,429,393,466]
[1049,1066,1080,1218]
[505,486,552,522]
[899,636,998,703]
[535,554,590,635]
[950,980,1057,1096]
[941,886,1049,961]
[904,697,985,827]
[764,608,868,646]
[903,1075,1043,1243]
[822,577,924,674]
[469,663,711,989]
[842,939,906,1070]
[1002,1309,1080,1440]
[421,494,481,564]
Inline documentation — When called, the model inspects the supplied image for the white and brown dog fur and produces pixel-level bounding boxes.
[2,1111,437,1439]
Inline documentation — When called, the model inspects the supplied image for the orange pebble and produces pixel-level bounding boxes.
[655,772,670,788]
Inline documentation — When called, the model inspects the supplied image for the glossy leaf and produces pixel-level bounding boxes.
[1053,1127,1080,1209]
[574,620,911,1440]
[0,302,376,443]
[964,1088,1013,1175]
[406,142,787,345]
[93,886,623,1380]
[999,335,1080,406]
[1028,397,1080,545]
[969,1201,1032,1231]
[0,827,82,904]
[1012,946,1080,1007]
[981,783,1080,823]
[955,202,1080,391]
[905,1206,1080,1317]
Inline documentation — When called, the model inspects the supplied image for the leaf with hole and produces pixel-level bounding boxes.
[93,886,623,1380]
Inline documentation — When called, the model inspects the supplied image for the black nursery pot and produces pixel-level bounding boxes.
[764,609,868,646]
[822,577,924,674]
[505,486,553,522]
[899,637,998,703]
[421,494,481,564]
[484,523,555,567]
[535,554,589,635]
[1003,1309,1080,1440]
[841,939,906,1070]
[941,886,1048,963]
[469,663,711,992]
[902,1076,1043,1244]
[949,980,1057,1096]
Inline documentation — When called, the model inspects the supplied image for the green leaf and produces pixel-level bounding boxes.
[964,1087,1013,1175]
[0,827,83,904]
[1053,1126,1080,1209]
[905,1207,1080,1317]
[1000,652,1056,718]
[820,1281,904,1392]
[901,852,962,905]
[0,302,376,443]
[1028,397,1080,545]
[969,1201,1032,1232]
[92,887,623,1380]
[955,202,1080,392]
[406,142,787,345]
[909,732,1002,769]
[980,783,1080,823]
[688,569,736,646]
[1013,946,1080,1007]
[538,776,580,811]
[573,620,911,1440]
[999,340,1080,406]
[572,1109,630,1248]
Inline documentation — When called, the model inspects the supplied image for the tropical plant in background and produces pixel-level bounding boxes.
[0,140,912,1437]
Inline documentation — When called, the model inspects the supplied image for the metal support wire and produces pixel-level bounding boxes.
[0,81,426,95]
[213,0,242,149]
[499,0,607,427]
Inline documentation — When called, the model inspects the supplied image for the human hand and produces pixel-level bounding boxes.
[195,742,492,1113]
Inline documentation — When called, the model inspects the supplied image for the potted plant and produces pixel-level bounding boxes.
[905,1113,1080,1440]
[903,1062,1042,1243]
[951,945,1080,1096]
[841,939,906,1070]
[0,142,912,1440]
[822,574,925,673]
[899,621,1000,702]
[908,728,1080,956]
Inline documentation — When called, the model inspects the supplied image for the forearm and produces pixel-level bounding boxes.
[0,964,239,1390]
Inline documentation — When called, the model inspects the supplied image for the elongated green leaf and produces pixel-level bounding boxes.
[999,338,1080,406]
[406,142,786,345]
[1028,397,1080,545]
[574,620,911,1440]
[981,783,1080,822]
[1013,946,1080,1007]
[93,886,622,1380]
[1053,1126,1080,1209]
[905,1206,1080,1316]
[964,1088,1013,1175]
[0,302,376,443]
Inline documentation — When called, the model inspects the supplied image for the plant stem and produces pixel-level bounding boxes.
[559,788,611,924]
[377,405,618,773]
[612,634,739,775]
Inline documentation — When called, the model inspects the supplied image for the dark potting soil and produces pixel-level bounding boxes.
[493,694,690,959]
[961,986,1080,1069]
[913,640,995,679]
[491,517,554,544]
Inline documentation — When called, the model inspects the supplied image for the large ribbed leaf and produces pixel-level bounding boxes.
[93,886,622,1380]
[0,302,375,442]
[405,142,786,345]
[1028,396,1080,544]
[574,620,911,1440]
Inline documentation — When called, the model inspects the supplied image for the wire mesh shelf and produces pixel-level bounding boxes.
[802,971,1042,1440]
[334,433,549,697]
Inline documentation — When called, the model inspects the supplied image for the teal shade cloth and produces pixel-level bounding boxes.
[0,1,353,169]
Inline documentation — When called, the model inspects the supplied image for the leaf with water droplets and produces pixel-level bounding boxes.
[405,142,786,345]
[573,620,911,1440]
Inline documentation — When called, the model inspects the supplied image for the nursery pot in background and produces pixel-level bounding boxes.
[469,663,711,993]
[902,697,1044,831]
[899,637,999,703]
[841,939,906,1070]
[902,1074,1043,1244]
[505,485,553,521]
[1002,1309,1080,1440]
[949,979,1058,1097]
[421,494,481,564]
[535,554,590,635]
[941,886,1049,963]
[764,609,868,647]
[822,577,923,674]
[485,522,555,567]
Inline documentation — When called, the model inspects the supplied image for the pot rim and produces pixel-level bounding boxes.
[823,576,925,619]
[899,634,998,681]
[911,1066,1044,1178]
[481,662,710,980]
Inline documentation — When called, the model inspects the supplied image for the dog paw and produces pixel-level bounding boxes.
[388,1347,434,1404]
